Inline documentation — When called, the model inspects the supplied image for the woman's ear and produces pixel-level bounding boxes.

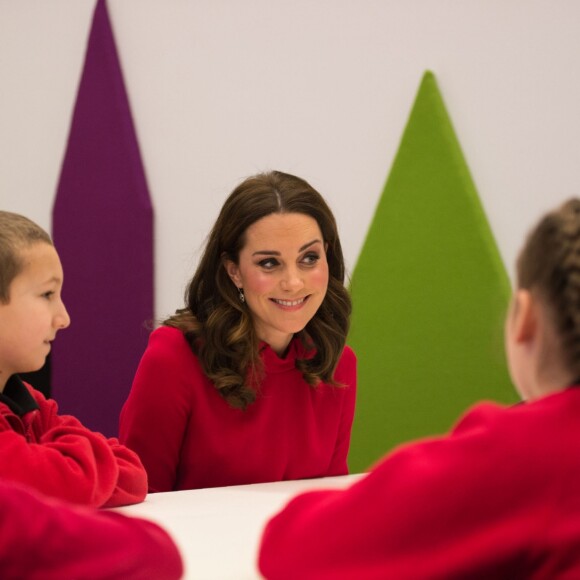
[223,258,242,288]
[512,289,537,343]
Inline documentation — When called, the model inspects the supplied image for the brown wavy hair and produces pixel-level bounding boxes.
[0,211,53,303]
[517,198,580,377]
[165,171,352,409]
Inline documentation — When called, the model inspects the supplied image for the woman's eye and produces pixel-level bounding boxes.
[41,291,55,300]
[302,252,320,265]
[258,258,279,270]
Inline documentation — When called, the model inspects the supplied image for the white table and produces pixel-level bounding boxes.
[114,474,363,579]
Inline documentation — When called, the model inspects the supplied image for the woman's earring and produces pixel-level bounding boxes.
[238,287,245,303]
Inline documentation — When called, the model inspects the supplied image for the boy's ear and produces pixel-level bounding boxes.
[513,289,537,343]
[223,258,242,288]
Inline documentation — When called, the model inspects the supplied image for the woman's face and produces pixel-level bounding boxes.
[225,212,329,355]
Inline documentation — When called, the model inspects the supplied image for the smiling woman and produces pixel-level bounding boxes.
[224,212,329,355]
[119,171,357,492]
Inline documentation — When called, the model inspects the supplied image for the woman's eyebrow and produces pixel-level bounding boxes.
[252,239,322,257]
[299,239,322,252]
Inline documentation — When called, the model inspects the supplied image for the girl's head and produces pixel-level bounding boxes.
[168,171,351,408]
[506,199,580,400]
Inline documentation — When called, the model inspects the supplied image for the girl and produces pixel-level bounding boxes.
[259,199,580,579]
[120,171,356,491]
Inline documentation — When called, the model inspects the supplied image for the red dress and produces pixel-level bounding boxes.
[120,326,357,491]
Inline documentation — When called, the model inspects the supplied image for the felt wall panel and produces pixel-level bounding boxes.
[348,71,515,472]
[51,0,153,437]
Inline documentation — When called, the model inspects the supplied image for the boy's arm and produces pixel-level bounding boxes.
[0,479,183,580]
[101,436,148,508]
[37,391,148,507]
[0,387,147,508]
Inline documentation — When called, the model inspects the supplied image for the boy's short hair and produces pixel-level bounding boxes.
[0,211,53,303]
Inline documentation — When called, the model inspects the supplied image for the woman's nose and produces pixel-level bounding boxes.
[280,267,304,292]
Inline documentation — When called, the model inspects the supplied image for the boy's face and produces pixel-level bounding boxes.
[0,243,70,385]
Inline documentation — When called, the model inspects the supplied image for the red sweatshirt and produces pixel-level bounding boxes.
[120,326,356,491]
[0,375,147,508]
[0,479,182,579]
[259,388,580,579]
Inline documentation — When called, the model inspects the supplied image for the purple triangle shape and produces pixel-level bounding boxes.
[51,0,154,437]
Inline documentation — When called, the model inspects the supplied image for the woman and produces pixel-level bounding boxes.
[120,171,356,491]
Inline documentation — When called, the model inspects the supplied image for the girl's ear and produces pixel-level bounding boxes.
[513,289,537,343]
[223,258,242,288]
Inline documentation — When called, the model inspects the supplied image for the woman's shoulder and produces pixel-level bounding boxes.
[144,325,197,363]
[133,326,209,389]
[294,339,356,362]
[326,344,356,390]
[150,324,185,342]
[340,344,356,364]
[336,344,356,373]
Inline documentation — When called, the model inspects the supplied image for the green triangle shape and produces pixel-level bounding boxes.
[347,71,516,472]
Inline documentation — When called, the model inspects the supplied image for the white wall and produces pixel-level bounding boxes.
[2,0,580,319]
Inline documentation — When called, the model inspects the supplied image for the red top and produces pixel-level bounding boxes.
[259,388,580,579]
[120,326,357,491]
[0,376,147,508]
[0,479,182,580]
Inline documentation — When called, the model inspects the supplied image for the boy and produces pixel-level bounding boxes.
[0,210,146,507]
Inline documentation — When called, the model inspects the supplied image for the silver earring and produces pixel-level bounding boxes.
[238,287,245,303]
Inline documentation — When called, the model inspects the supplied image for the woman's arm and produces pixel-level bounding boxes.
[326,346,357,476]
[120,327,195,492]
